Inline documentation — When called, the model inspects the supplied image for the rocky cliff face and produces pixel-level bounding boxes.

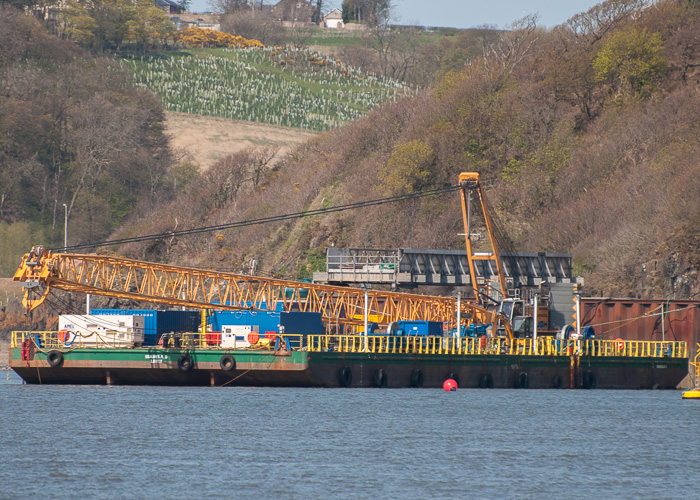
[639,230,700,300]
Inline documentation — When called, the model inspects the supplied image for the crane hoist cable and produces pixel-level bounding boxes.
[60,184,460,252]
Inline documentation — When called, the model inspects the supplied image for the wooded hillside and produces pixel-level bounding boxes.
[0,5,174,275]
[113,0,700,299]
[4,1,700,301]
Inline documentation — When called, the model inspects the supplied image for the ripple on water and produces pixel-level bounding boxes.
[0,374,697,500]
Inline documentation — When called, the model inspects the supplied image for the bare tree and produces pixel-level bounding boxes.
[250,146,279,186]
[204,146,279,209]
[213,0,252,14]
[566,0,649,44]
[220,9,285,46]
[484,14,539,77]
[286,24,314,50]
[66,93,140,224]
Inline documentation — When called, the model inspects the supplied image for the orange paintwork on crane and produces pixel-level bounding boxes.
[13,246,496,330]
[459,172,509,302]
[13,173,513,338]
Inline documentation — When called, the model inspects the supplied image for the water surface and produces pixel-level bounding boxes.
[1,371,697,499]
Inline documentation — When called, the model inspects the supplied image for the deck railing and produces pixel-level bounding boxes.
[306,335,688,359]
[10,331,304,351]
[11,331,688,359]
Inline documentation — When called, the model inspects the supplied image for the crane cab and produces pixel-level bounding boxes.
[496,298,530,338]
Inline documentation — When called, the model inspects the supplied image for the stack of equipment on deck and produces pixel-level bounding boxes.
[90,309,200,346]
[58,314,145,347]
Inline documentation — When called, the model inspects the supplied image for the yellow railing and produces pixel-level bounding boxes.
[689,343,700,388]
[306,335,689,359]
[11,331,689,358]
[11,331,304,351]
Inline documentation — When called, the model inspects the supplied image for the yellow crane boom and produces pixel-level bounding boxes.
[13,246,495,329]
[13,172,515,338]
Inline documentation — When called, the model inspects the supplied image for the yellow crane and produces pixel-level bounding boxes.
[13,172,513,338]
[459,172,509,302]
[13,246,499,331]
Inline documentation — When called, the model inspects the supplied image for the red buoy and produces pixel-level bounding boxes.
[443,379,457,391]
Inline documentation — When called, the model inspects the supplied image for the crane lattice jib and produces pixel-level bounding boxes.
[459,172,509,302]
[13,247,494,328]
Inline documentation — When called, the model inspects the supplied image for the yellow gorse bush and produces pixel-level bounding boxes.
[176,28,263,49]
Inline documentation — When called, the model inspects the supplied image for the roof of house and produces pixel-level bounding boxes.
[324,8,342,20]
[155,0,183,10]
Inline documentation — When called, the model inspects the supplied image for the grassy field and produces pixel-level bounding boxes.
[122,46,410,131]
[306,32,364,47]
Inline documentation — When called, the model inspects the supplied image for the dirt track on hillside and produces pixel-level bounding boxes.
[164,112,318,170]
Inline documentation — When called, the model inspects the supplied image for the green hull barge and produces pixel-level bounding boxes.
[10,332,688,389]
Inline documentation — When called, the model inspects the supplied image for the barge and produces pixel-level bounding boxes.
[10,331,688,389]
[8,172,691,389]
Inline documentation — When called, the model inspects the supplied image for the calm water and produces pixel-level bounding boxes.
[1,370,697,500]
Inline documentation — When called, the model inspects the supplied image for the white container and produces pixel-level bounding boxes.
[220,324,258,348]
[58,314,145,347]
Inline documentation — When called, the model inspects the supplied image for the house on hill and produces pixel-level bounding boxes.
[155,0,184,15]
[324,8,343,29]
[154,0,219,30]
[169,12,220,31]
[273,0,317,23]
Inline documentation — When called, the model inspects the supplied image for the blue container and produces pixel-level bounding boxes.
[211,310,282,335]
[90,309,200,346]
[280,312,323,335]
[397,321,443,337]
[280,311,323,349]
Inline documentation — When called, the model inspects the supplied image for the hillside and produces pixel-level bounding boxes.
[164,112,317,170]
[0,12,409,279]
[111,0,700,299]
[5,1,700,303]
[0,5,173,277]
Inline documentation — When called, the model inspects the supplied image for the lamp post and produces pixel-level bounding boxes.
[62,203,68,249]
[533,293,539,354]
[455,290,461,339]
[360,283,370,352]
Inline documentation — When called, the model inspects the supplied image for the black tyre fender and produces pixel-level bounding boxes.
[47,350,64,368]
[177,354,194,372]
[410,368,424,388]
[219,354,235,372]
[373,368,388,388]
[479,373,494,389]
[552,374,562,389]
[338,366,352,387]
[517,372,529,389]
